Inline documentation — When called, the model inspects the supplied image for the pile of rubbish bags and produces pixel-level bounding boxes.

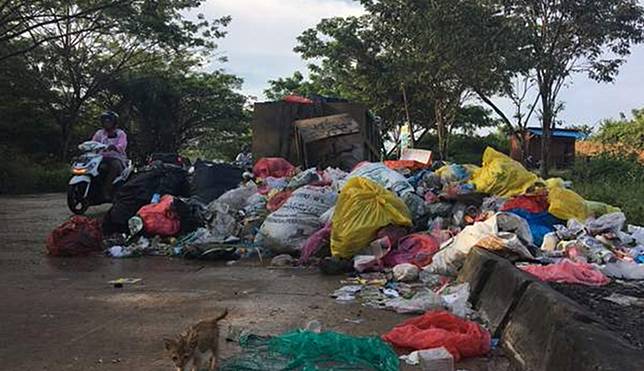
[46,146,644,364]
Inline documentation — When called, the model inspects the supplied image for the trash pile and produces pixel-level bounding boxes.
[46,146,644,365]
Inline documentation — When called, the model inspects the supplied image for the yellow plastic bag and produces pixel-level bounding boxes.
[470,147,539,197]
[547,185,590,221]
[585,201,621,217]
[331,177,412,259]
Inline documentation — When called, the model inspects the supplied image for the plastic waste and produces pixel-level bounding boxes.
[547,184,590,221]
[470,147,539,197]
[393,263,420,282]
[271,254,295,266]
[428,212,533,276]
[215,183,258,212]
[382,310,491,362]
[219,329,400,371]
[383,233,440,268]
[331,285,363,303]
[298,223,332,264]
[585,200,621,217]
[601,261,644,280]
[46,216,103,257]
[585,212,626,235]
[137,195,181,237]
[331,177,412,259]
[506,209,561,247]
[440,283,471,318]
[401,347,455,371]
[628,225,644,245]
[577,235,616,264]
[347,162,415,196]
[266,189,293,212]
[385,289,443,314]
[256,186,337,254]
[520,259,610,286]
[107,245,133,258]
[252,157,295,179]
[501,194,549,214]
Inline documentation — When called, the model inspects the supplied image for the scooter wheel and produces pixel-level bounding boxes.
[67,184,89,215]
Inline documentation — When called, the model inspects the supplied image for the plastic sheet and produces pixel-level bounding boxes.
[331,177,412,259]
[470,147,539,197]
[506,209,562,247]
[501,194,549,214]
[382,310,491,362]
[520,260,610,286]
[298,223,332,264]
[547,184,590,221]
[220,330,400,371]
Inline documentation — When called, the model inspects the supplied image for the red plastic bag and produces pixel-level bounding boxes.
[267,190,293,212]
[46,216,103,257]
[382,233,440,268]
[501,194,549,214]
[253,158,295,179]
[520,259,610,286]
[282,95,313,104]
[382,310,491,362]
[384,160,430,172]
[138,195,181,237]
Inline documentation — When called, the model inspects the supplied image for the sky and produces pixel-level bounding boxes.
[193,0,644,128]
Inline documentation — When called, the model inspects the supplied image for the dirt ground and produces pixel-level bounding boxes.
[0,193,515,370]
[551,281,644,350]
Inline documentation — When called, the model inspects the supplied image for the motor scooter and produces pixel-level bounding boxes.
[67,141,133,214]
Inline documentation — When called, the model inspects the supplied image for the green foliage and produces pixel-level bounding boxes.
[416,132,510,165]
[0,145,67,194]
[570,154,644,225]
[593,108,644,151]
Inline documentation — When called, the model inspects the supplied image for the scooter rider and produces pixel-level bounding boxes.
[91,111,128,200]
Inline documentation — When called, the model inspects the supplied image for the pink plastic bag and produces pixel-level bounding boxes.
[298,223,332,264]
[520,259,610,286]
[382,310,491,362]
[382,233,440,268]
[253,158,295,179]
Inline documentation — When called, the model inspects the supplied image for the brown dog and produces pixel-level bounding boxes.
[164,309,228,371]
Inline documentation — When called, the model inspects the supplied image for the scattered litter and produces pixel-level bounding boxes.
[603,293,644,307]
[108,278,142,288]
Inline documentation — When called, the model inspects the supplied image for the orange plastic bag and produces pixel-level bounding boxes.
[138,195,181,237]
[384,160,429,171]
[253,158,295,179]
[382,310,491,362]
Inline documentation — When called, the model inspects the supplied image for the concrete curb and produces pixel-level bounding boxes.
[458,248,641,371]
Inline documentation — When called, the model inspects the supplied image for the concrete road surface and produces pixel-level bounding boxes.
[0,194,515,370]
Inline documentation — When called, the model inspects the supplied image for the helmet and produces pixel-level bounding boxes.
[100,111,119,125]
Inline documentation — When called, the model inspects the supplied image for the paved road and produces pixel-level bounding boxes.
[0,194,514,370]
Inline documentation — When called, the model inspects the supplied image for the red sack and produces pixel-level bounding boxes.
[138,195,181,237]
[382,233,440,268]
[267,190,293,212]
[253,158,295,179]
[520,259,610,286]
[501,194,549,214]
[384,160,429,172]
[382,310,491,362]
[46,216,103,257]
[282,95,313,104]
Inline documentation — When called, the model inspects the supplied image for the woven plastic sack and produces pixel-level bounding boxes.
[138,195,181,237]
[266,190,293,212]
[220,330,399,371]
[547,184,590,221]
[470,147,539,197]
[331,177,412,259]
[520,259,610,286]
[46,216,103,257]
[382,310,491,362]
[253,157,295,179]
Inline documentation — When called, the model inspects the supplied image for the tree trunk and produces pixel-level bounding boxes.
[540,102,552,178]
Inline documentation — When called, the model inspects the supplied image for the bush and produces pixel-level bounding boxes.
[416,133,510,165]
[0,145,68,194]
[570,154,644,225]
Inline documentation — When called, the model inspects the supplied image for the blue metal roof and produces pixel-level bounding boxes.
[527,128,587,140]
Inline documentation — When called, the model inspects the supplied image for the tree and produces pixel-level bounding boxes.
[4,1,230,160]
[103,68,247,161]
[494,0,644,177]
[295,0,527,159]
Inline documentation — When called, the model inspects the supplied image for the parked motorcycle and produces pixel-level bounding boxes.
[67,141,134,214]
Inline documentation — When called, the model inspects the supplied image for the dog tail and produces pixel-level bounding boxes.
[215,308,228,321]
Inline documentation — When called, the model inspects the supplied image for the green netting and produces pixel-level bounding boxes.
[219,330,400,371]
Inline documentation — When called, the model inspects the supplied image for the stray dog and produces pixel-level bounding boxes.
[164,309,228,371]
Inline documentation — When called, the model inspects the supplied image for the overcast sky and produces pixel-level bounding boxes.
[194,0,643,128]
